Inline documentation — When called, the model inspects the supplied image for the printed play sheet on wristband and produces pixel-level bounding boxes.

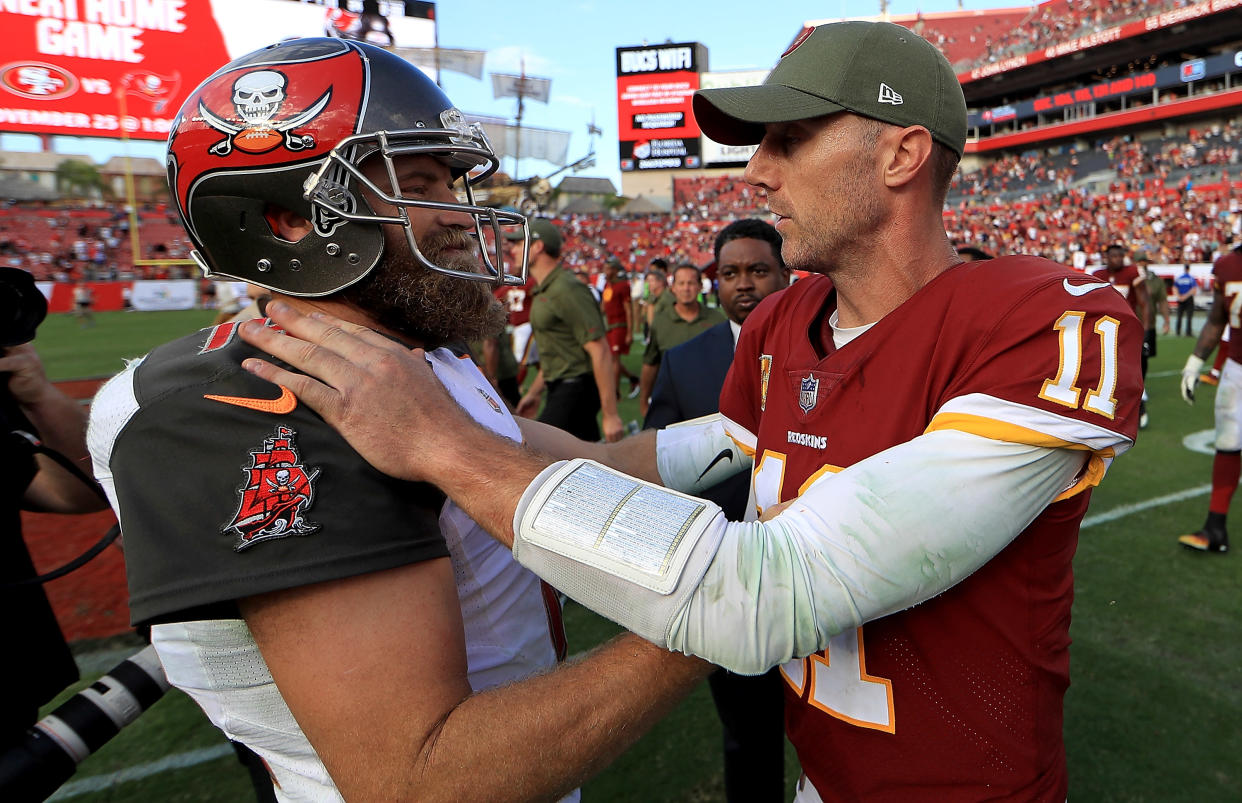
[523,461,711,593]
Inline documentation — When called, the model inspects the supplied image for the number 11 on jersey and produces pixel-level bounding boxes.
[782,629,896,733]
[756,450,897,733]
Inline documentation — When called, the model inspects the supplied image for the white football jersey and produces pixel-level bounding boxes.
[92,346,573,802]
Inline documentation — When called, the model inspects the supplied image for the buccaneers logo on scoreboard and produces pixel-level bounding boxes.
[223,426,321,551]
[198,69,332,156]
[120,70,182,113]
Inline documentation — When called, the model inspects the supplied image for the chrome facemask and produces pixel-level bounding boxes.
[302,122,529,287]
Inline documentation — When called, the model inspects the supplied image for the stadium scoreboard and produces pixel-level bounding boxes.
[615,41,707,172]
[0,0,435,141]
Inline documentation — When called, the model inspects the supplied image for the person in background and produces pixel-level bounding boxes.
[637,263,725,418]
[1091,244,1150,427]
[511,219,624,442]
[955,245,992,261]
[644,218,790,802]
[469,332,521,409]
[1178,241,1242,554]
[1,271,107,750]
[1201,330,1230,386]
[642,260,670,338]
[1140,254,1170,337]
[72,280,94,328]
[213,283,269,326]
[1174,263,1198,337]
[1137,254,1170,390]
[600,255,641,400]
[496,270,538,382]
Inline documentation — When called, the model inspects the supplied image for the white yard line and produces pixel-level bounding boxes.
[1080,484,1211,529]
[48,744,236,800]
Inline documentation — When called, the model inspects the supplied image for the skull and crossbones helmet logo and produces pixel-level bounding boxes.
[198,68,330,156]
[232,70,286,126]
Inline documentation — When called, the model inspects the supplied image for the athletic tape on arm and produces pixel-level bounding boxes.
[514,431,1085,675]
[512,460,728,642]
[654,413,752,494]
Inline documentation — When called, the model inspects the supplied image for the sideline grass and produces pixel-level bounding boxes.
[32,309,219,382]
[31,313,1241,801]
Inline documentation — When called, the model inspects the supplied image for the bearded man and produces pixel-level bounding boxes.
[87,38,709,802]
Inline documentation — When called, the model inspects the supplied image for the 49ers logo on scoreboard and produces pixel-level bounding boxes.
[198,68,332,156]
[1,61,79,100]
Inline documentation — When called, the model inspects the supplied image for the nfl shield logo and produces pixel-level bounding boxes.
[799,374,819,414]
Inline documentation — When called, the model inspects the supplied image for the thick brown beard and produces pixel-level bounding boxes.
[339,228,508,347]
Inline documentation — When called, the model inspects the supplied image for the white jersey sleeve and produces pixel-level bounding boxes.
[513,429,1085,674]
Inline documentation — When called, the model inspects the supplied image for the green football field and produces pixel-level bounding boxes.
[25,308,1242,802]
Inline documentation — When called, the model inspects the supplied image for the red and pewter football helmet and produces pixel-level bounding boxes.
[166,37,527,297]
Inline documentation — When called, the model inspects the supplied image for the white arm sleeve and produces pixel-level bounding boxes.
[513,429,1086,675]
[654,412,752,494]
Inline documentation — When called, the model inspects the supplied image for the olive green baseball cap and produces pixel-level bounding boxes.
[693,21,967,157]
[503,218,562,253]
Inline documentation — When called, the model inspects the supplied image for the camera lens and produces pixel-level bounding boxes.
[0,269,47,348]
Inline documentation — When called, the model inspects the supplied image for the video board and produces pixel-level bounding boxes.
[0,0,435,141]
[615,41,707,171]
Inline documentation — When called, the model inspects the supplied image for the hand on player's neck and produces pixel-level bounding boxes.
[268,293,427,351]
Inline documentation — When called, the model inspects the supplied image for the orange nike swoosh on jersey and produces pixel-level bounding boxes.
[204,385,297,414]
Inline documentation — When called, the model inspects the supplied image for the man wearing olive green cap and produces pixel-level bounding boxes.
[237,22,1144,802]
[683,21,1141,801]
[507,219,625,442]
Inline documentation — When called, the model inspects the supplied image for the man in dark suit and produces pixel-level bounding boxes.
[645,219,790,802]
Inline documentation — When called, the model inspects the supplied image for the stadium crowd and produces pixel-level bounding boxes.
[555,119,1241,278]
[0,202,193,282]
[921,0,1200,72]
[4,116,1239,287]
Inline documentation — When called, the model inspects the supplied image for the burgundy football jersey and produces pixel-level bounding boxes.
[601,279,631,327]
[1210,248,1242,364]
[1088,263,1143,316]
[496,276,536,327]
[718,256,1141,802]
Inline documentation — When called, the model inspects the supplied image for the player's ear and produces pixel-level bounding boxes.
[882,125,934,192]
[263,204,313,243]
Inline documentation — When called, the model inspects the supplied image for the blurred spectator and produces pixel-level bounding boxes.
[1175,263,1199,336]
[637,263,725,418]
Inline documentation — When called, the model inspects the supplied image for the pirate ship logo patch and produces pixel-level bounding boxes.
[223,426,321,551]
[476,386,502,414]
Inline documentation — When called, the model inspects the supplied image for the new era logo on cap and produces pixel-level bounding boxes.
[877,83,903,105]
